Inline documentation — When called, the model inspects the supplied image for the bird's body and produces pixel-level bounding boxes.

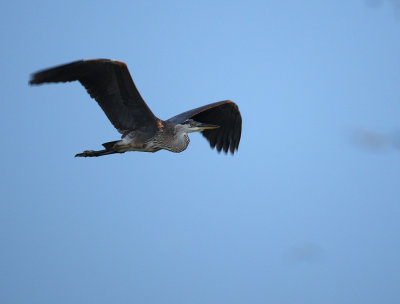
[104,121,190,154]
[30,59,242,157]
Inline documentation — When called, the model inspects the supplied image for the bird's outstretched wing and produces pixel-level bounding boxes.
[29,59,159,133]
[168,100,242,154]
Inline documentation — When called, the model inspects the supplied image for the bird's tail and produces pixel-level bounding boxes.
[102,140,120,150]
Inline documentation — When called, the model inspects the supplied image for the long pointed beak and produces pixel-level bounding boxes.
[196,122,220,130]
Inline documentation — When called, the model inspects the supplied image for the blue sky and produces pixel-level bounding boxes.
[1,1,400,303]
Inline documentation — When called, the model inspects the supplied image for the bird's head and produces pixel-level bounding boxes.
[178,119,219,133]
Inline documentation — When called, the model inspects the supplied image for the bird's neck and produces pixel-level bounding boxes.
[172,131,190,152]
[152,125,190,153]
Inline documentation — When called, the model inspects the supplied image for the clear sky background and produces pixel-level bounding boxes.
[1,1,400,303]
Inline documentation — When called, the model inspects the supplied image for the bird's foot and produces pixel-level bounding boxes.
[75,150,97,157]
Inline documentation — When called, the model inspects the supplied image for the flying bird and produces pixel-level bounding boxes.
[29,59,242,157]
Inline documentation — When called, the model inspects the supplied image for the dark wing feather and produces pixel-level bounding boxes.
[168,100,242,154]
[29,59,159,133]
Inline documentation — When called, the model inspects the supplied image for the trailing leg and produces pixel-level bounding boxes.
[75,149,123,157]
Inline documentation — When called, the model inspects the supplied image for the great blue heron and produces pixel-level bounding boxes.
[29,59,242,157]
